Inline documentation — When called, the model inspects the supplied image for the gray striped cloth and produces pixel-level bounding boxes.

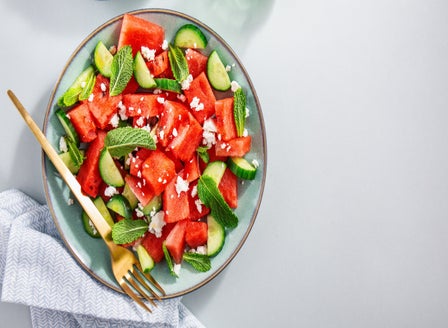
[0,189,204,328]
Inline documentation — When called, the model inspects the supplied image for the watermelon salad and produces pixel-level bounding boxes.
[55,13,259,277]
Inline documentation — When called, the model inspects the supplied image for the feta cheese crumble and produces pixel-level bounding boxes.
[141,46,156,61]
[148,211,166,238]
[162,39,169,51]
[231,80,241,92]
[104,186,119,197]
[202,118,217,147]
[181,74,193,90]
[59,136,68,153]
[175,176,189,196]
[190,96,204,111]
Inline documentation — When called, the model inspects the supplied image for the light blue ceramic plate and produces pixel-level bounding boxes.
[43,9,266,298]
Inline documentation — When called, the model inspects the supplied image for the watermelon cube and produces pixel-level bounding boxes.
[165,220,188,264]
[141,149,176,196]
[185,221,208,249]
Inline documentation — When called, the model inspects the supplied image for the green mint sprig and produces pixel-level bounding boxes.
[163,243,178,277]
[233,87,246,137]
[168,44,189,83]
[105,126,156,158]
[110,45,133,96]
[183,252,211,272]
[111,219,148,244]
[197,175,238,229]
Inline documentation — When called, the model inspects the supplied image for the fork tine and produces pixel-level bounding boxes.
[134,264,166,298]
[119,280,153,313]
[125,271,158,307]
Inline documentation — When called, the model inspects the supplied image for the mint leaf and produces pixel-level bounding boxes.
[183,252,211,272]
[196,146,210,164]
[105,126,156,158]
[78,70,96,101]
[110,45,133,96]
[111,219,148,244]
[66,136,84,168]
[162,242,178,277]
[60,65,96,107]
[197,175,238,229]
[233,87,246,137]
[168,44,189,83]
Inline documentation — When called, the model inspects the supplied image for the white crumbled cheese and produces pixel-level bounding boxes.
[159,130,165,140]
[67,198,74,206]
[230,80,241,92]
[125,156,131,167]
[195,199,203,213]
[162,39,169,51]
[59,136,68,153]
[157,97,165,104]
[100,83,107,92]
[141,46,156,61]
[252,159,260,168]
[195,245,207,255]
[80,81,87,88]
[243,128,249,137]
[173,263,181,276]
[172,128,178,137]
[109,113,120,128]
[191,185,198,198]
[104,186,119,197]
[177,94,186,102]
[135,116,145,127]
[88,93,95,102]
[225,65,232,72]
[202,118,217,147]
[148,211,166,238]
[135,207,145,218]
[153,88,162,95]
[245,107,250,118]
[181,74,193,90]
[175,176,189,196]
[118,101,128,120]
[190,96,204,111]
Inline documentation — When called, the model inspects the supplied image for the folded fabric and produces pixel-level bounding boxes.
[0,189,204,328]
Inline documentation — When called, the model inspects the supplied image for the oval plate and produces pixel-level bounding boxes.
[42,8,266,298]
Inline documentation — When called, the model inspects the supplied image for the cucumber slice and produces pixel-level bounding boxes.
[59,151,80,174]
[122,182,139,210]
[133,51,157,89]
[81,196,114,237]
[207,215,225,257]
[59,65,96,107]
[92,196,115,227]
[142,195,162,216]
[55,109,80,145]
[174,24,207,49]
[82,211,101,238]
[207,50,231,91]
[94,41,113,78]
[66,137,84,169]
[136,244,155,273]
[228,157,257,180]
[202,161,227,185]
[99,148,125,187]
[107,194,132,219]
[154,78,182,93]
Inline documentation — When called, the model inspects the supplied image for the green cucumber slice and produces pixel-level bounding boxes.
[82,211,101,238]
[59,65,96,107]
[154,78,182,93]
[133,51,157,89]
[202,161,227,185]
[107,195,132,219]
[55,106,79,142]
[207,215,225,257]
[99,148,125,187]
[136,244,155,273]
[227,157,257,180]
[142,195,162,216]
[94,41,113,78]
[122,182,139,210]
[174,24,207,49]
[59,151,80,174]
[207,50,231,91]
[92,196,115,227]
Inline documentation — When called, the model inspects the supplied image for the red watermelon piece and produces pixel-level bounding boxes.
[76,130,106,197]
[165,220,188,264]
[185,48,208,78]
[184,72,216,124]
[124,174,155,207]
[163,175,190,224]
[215,97,237,141]
[166,113,203,162]
[118,14,165,56]
[215,136,251,158]
[141,149,176,196]
[185,221,208,249]
[141,223,175,263]
[218,168,238,209]
[67,102,97,143]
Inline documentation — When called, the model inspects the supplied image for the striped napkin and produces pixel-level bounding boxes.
[0,189,204,328]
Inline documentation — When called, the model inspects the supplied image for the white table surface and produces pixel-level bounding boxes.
[2,0,448,327]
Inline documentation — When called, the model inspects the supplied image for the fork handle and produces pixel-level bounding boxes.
[8,90,114,244]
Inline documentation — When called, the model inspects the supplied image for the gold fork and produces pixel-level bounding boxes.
[7,90,165,312]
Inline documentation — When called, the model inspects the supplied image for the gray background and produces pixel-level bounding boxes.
[2,0,448,327]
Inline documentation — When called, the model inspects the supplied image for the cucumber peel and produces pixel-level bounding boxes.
[174,24,207,49]
[207,50,231,91]
[94,41,113,78]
